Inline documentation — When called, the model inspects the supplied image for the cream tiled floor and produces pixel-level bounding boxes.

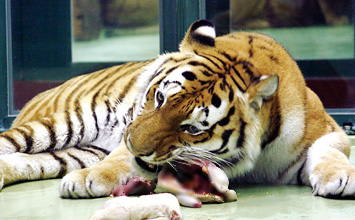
[1,137,354,220]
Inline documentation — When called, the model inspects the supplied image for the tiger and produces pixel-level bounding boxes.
[0,20,354,200]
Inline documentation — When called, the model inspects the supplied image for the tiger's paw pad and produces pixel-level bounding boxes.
[310,167,355,198]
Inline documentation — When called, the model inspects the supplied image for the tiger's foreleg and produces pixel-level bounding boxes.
[303,131,355,198]
[0,146,108,190]
[60,140,134,198]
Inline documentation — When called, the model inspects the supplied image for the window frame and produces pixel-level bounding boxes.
[159,0,206,53]
[0,0,15,131]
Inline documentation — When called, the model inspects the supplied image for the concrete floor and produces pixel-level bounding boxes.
[0,137,354,220]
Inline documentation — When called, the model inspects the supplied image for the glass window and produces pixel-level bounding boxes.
[72,0,159,62]
[1,0,354,132]
[206,0,354,130]
[228,0,354,60]
[7,0,159,116]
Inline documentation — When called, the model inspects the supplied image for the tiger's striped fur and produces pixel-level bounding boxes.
[0,20,354,199]
[0,61,149,189]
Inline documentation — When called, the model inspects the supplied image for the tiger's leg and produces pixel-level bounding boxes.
[0,146,108,190]
[60,140,134,198]
[303,130,355,197]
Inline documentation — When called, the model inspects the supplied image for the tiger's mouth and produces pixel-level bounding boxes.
[134,157,164,173]
[113,157,237,208]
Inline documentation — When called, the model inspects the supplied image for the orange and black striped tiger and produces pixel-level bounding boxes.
[0,20,354,199]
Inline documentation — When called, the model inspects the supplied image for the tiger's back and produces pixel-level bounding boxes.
[13,61,149,127]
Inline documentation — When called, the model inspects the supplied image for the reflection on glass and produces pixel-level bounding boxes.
[71,0,160,62]
[10,0,160,113]
[214,0,354,60]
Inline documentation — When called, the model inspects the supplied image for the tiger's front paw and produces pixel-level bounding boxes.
[60,165,132,199]
[310,163,355,198]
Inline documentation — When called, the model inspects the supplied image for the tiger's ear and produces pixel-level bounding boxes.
[179,20,216,52]
[247,75,279,110]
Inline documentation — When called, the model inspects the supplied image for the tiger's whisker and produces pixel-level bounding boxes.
[167,161,177,172]
[177,146,234,168]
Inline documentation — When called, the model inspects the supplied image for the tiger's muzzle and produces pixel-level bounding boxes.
[124,104,186,163]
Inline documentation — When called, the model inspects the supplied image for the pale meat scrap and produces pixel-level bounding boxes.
[89,193,182,220]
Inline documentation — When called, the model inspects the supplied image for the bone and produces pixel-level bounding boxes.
[223,189,238,202]
[205,162,238,202]
[206,162,229,193]
[176,194,202,208]
[90,193,182,220]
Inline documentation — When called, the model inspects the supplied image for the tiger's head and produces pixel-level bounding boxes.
[125,20,281,178]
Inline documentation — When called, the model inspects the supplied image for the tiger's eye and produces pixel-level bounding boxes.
[156,91,164,107]
[181,124,201,134]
